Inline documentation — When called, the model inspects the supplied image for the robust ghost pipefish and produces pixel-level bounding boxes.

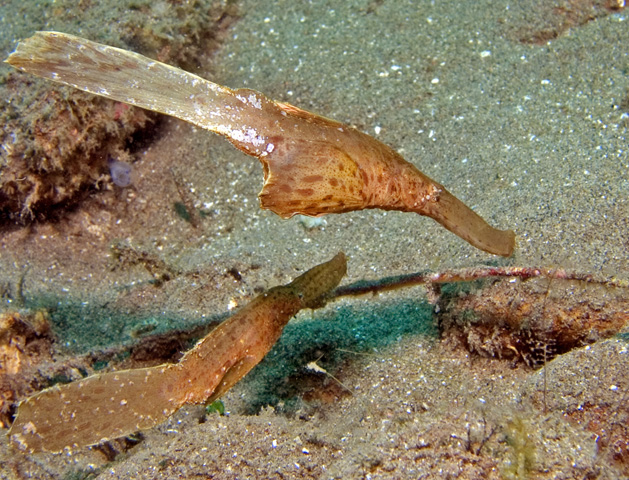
[9,253,347,453]
[5,32,515,256]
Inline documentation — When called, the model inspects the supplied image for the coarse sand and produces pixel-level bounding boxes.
[0,0,628,478]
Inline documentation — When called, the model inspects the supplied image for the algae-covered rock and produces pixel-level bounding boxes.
[0,0,238,222]
[0,75,154,220]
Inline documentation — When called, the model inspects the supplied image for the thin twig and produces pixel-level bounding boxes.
[331,266,628,300]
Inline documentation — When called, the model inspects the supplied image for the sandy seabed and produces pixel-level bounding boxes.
[0,0,628,478]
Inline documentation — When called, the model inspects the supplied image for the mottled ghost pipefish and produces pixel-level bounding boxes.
[5,32,515,256]
[9,253,347,453]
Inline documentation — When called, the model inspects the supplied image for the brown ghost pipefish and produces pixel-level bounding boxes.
[8,252,347,453]
[5,32,515,256]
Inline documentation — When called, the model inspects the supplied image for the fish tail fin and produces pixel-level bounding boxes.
[5,31,238,132]
[8,364,181,453]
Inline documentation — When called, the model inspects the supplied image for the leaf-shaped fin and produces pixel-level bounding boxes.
[259,141,366,218]
[9,365,180,453]
[205,356,261,404]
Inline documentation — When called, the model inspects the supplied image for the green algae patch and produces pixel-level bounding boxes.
[235,298,437,413]
[23,294,205,355]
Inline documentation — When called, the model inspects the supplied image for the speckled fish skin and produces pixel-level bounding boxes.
[5,32,515,256]
[8,253,347,453]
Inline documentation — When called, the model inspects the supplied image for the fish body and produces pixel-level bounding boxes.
[6,32,515,256]
[8,253,346,453]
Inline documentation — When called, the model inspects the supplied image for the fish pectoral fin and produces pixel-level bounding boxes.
[206,355,261,404]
